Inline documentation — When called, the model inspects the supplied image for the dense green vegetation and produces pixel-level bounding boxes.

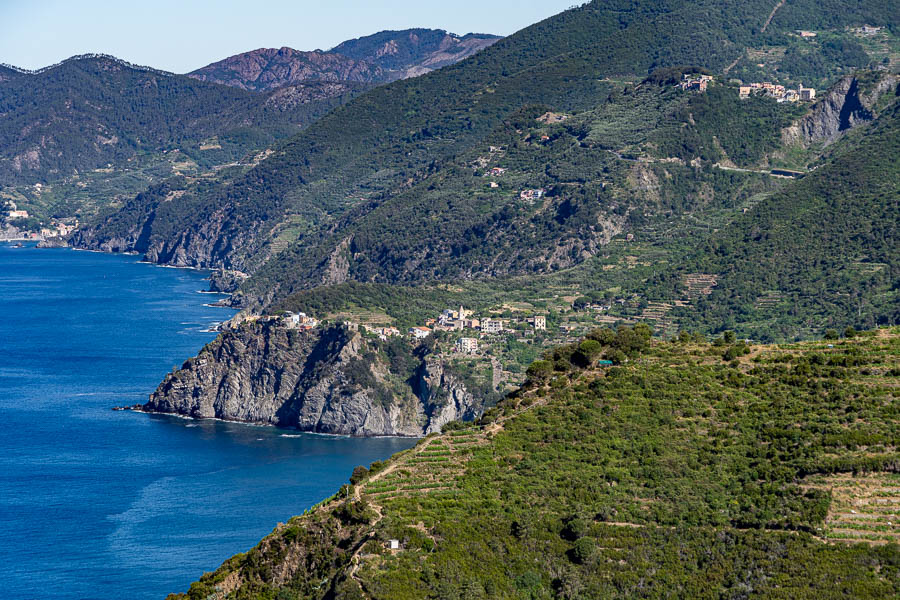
[81,0,898,295]
[241,81,795,301]
[644,94,900,340]
[258,67,899,342]
[0,55,365,220]
[171,328,900,599]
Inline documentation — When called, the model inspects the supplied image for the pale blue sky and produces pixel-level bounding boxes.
[0,0,578,73]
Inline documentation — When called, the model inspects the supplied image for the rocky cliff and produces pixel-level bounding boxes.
[189,48,381,91]
[144,321,485,436]
[782,72,900,147]
[68,177,269,275]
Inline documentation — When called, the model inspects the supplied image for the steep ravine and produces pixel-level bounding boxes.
[144,321,486,436]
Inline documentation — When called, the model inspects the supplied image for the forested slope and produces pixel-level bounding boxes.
[0,55,363,184]
[256,69,898,341]
[75,0,898,291]
[646,93,900,338]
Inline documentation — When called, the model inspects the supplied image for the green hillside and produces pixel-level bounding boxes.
[0,55,364,220]
[253,70,897,344]
[642,92,900,339]
[242,78,803,301]
[170,327,900,599]
[77,0,898,287]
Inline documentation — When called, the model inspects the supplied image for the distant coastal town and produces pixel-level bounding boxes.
[1,200,77,241]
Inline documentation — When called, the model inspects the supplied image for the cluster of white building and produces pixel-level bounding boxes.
[3,201,29,220]
[282,311,319,330]
[281,304,549,355]
[739,82,816,103]
[455,337,479,354]
[519,188,546,200]
[371,326,401,340]
[678,74,713,92]
[852,25,882,36]
[40,221,77,238]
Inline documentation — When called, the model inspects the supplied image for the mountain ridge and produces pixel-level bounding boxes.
[73,0,898,291]
[187,29,502,91]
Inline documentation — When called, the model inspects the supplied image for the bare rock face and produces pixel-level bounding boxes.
[188,30,501,92]
[783,73,900,147]
[35,237,68,248]
[189,48,382,92]
[70,196,262,276]
[144,321,487,436]
[416,357,482,434]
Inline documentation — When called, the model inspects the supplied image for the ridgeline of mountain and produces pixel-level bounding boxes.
[187,48,381,91]
[331,29,502,78]
[143,320,487,436]
[169,327,900,599]
[187,29,501,91]
[0,54,366,186]
[0,64,23,83]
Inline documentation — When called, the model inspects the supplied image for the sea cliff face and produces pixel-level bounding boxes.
[144,321,485,436]
[68,186,269,277]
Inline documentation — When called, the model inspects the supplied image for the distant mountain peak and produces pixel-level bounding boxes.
[189,28,501,92]
[1,53,173,77]
[188,47,381,92]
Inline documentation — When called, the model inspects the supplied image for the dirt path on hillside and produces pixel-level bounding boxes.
[761,0,785,33]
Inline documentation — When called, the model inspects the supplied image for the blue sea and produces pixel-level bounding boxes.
[0,245,416,600]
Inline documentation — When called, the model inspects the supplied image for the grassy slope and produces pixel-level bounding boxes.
[172,327,900,600]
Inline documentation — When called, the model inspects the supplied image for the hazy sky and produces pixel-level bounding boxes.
[0,0,577,73]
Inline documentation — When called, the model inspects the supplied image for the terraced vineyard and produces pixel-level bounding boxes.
[807,472,900,544]
[682,273,719,299]
[359,433,488,506]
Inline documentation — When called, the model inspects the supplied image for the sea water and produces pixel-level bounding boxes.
[0,245,416,599]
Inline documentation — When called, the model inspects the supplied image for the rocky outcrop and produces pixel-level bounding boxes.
[414,357,482,434]
[35,236,68,248]
[189,48,382,91]
[144,321,487,436]
[783,73,900,147]
[209,269,250,293]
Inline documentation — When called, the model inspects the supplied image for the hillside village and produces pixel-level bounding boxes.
[263,274,718,395]
[739,81,816,102]
[674,72,817,102]
[1,200,77,241]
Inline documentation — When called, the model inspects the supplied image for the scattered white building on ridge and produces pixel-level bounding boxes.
[409,326,432,340]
